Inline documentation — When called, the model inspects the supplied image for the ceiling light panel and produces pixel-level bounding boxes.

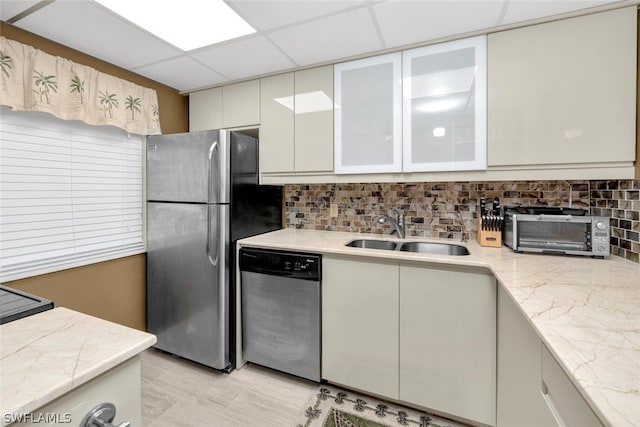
[93,0,256,51]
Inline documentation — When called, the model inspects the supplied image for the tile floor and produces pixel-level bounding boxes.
[141,349,317,426]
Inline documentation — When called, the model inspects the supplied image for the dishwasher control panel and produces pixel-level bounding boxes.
[239,248,321,281]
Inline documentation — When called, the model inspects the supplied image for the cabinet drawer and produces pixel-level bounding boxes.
[541,346,602,427]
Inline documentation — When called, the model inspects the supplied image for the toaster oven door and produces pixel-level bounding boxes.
[516,216,590,252]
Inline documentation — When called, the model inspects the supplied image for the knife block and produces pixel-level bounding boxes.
[477,217,502,248]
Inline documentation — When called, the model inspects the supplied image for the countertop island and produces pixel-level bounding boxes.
[238,228,640,427]
[0,307,156,426]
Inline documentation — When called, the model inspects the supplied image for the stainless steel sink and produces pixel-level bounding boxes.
[398,242,470,256]
[345,239,398,250]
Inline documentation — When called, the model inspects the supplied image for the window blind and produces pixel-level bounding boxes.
[0,108,144,282]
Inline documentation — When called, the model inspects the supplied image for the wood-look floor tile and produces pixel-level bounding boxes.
[150,398,240,427]
[141,349,316,426]
[141,377,178,421]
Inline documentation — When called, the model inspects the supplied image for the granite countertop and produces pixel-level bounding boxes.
[0,307,156,425]
[238,228,640,427]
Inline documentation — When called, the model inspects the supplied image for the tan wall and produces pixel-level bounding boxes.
[4,255,147,330]
[0,23,189,330]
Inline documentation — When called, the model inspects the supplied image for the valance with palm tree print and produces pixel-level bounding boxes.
[0,37,161,135]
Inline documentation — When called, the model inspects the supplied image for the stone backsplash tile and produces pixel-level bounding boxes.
[284,179,640,264]
[591,179,640,263]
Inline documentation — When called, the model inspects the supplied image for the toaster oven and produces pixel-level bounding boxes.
[503,206,610,258]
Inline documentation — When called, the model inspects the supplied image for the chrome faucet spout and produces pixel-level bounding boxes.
[457,211,468,242]
[377,209,405,238]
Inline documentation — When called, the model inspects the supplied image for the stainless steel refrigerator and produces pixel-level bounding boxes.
[146,130,282,371]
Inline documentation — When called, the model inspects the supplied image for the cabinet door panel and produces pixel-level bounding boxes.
[295,65,334,173]
[223,80,260,128]
[497,287,557,427]
[403,36,487,172]
[334,53,402,174]
[260,73,294,173]
[400,264,496,426]
[322,256,399,399]
[189,87,222,131]
[542,346,603,427]
[488,7,636,166]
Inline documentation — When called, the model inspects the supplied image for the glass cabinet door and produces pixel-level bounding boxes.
[334,53,402,174]
[402,36,487,172]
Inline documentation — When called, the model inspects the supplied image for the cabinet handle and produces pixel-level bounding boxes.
[79,402,130,427]
[541,381,567,427]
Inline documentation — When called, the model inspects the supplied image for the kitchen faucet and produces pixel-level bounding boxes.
[457,211,468,242]
[377,208,405,238]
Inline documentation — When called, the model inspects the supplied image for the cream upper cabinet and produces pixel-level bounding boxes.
[295,65,334,173]
[259,66,334,175]
[260,73,294,173]
[403,36,487,172]
[334,53,403,174]
[322,256,399,400]
[222,80,260,128]
[400,263,496,426]
[189,87,222,131]
[488,7,636,167]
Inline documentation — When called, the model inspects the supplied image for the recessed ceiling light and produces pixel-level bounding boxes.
[94,0,256,51]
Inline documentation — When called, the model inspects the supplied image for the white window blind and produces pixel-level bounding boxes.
[0,108,144,282]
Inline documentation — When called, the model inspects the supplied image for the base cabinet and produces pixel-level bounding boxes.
[497,287,603,427]
[322,256,399,400]
[323,257,497,425]
[497,287,556,427]
[541,346,603,427]
[9,356,141,426]
[400,264,496,426]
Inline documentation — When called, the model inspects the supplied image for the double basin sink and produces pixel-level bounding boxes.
[345,239,470,256]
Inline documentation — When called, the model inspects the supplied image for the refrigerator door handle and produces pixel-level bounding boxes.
[206,205,219,266]
[208,141,219,204]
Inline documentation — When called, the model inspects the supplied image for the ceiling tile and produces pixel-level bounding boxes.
[501,0,621,25]
[133,57,226,92]
[373,0,505,48]
[268,8,383,66]
[1,0,41,21]
[227,0,366,31]
[13,1,183,70]
[190,35,296,81]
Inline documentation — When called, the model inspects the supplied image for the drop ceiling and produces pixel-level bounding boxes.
[0,0,630,93]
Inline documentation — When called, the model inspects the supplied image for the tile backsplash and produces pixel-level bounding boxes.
[590,180,640,263]
[284,179,640,264]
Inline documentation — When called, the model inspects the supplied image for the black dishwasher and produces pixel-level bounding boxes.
[239,248,321,382]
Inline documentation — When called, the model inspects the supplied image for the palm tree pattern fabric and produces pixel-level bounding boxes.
[0,36,161,136]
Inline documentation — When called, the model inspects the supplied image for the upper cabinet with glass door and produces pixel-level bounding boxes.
[334,53,402,174]
[403,36,487,172]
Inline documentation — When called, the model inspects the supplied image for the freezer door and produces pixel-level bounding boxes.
[147,130,228,203]
[147,202,229,369]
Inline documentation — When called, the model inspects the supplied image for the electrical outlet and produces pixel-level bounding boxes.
[330,203,338,217]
